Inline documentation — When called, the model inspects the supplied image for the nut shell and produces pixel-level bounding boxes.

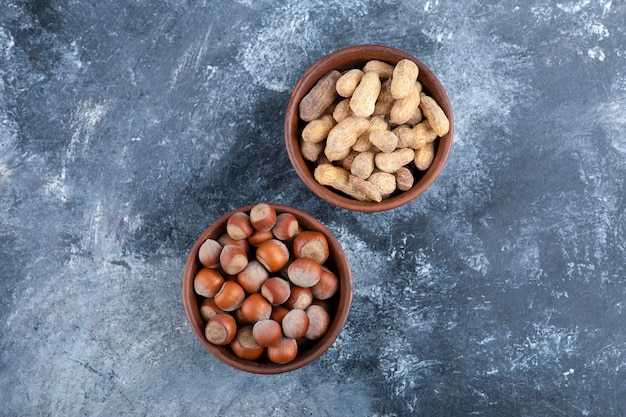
[286,286,313,310]
[267,337,298,364]
[198,238,222,269]
[270,305,290,324]
[200,298,225,321]
[281,308,310,339]
[260,277,291,306]
[272,213,299,241]
[247,229,274,247]
[256,239,290,273]
[240,293,272,323]
[230,326,264,360]
[249,203,277,232]
[226,212,253,240]
[214,281,246,312]
[218,234,251,257]
[220,245,249,276]
[310,267,339,300]
[237,260,269,294]
[194,268,225,298]
[205,314,237,345]
[292,231,329,264]
[287,257,323,288]
[304,304,331,340]
[252,319,283,347]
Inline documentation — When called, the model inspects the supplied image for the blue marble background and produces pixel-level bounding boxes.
[1,1,625,415]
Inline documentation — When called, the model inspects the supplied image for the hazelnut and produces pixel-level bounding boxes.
[286,286,313,310]
[205,313,237,345]
[214,281,246,312]
[200,298,225,321]
[287,257,323,288]
[194,268,225,298]
[304,304,331,340]
[270,305,290,324]
[260,277,291,306]
[252,319,283,347]
[198,238,222,269]
[226,212,253,240]
[281,308,310,339]
[256,239,289,273]
[272,213,299,241]
[267,337,298,364]
[230,325,264,361]
[247,229,274,247]
[237,260,269,294]
[310,266,339,300]
[310,298,333,315]
[219,245,249,275]
[218,233,250,257]
[249,203,277,232]
[239,293,272,323]
[292,231,329,264]
[232,307,253,326]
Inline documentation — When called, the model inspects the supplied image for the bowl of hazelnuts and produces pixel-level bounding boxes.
[284,44,454,212]
[182,203,352,374]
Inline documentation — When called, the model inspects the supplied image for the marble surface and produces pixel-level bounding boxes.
[1,1,626,415]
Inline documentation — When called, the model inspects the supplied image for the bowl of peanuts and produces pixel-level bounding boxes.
[182,203,352,374]
[285,44,453,212]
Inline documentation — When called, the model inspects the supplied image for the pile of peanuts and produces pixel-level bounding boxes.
[298,59,450,202]
[193,203,338,364]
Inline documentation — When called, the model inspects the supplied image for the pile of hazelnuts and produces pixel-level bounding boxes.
[193,203,339,364]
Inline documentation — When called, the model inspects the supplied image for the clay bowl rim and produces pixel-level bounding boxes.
[284,43,454,212]
[182,203,353,374]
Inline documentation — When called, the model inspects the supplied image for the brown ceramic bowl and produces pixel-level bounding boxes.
[182,204,352,374]
[285,44,454,212]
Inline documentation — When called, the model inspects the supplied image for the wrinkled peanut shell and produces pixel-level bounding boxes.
[299,70,341,122]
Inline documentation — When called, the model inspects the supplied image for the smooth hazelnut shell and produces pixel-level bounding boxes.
[272,213,299,241]
[260,277,291,306]
[193,268,225,299]
[226,212,253,240]
[310,267,339,300]
[239,293,272,323]
[231,326,264,361]
[218,234,251,257]
[270,305,290,324]
[293,231,329,264]
[232,307,253,326]
[219,245,249,276]
[250,203,277,232]
[205,314,237,345]
[247,229,274,247]
[284,44,454,212]
[252,319,283,347]
[305,304,330,340]
[286,286,313,310]
[237,260,269,294]
[267,337,298,364]
[311,298,333,315]
[281,309,310,339]
[256,239,290,273]
[183,204,353,374]
[200,298,225,321]
[287,257,323,288]
[198,238,222,268]
[214,281,246,312]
